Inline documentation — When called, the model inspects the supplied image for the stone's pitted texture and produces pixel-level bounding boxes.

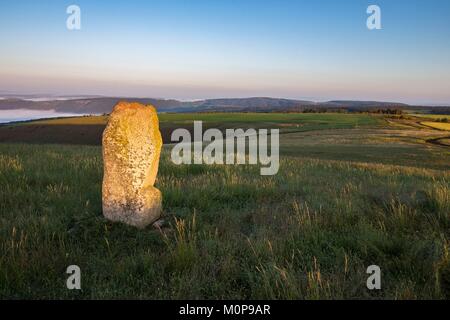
[102,101,163,228]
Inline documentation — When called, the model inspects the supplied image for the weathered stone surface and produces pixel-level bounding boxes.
[102,101,163,228]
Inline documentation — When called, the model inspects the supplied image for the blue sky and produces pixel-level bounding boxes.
[0,0,449,104]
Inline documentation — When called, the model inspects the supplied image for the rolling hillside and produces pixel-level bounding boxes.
[2,96,443,115]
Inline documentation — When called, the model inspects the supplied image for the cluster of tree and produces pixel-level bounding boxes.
[218,107,350,114]
[299,108,347,113]
[366,108,404,115]
[427,107,450,115]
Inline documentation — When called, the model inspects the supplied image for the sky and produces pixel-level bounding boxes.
[0,0,449,104]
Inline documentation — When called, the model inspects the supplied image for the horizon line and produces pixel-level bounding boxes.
[1,93,450,107]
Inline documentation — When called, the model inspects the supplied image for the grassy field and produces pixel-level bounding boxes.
[421,121,450,131]
[1,112,450,299]
[27,112,379,127]
[406,113,449,120]
[0,113,382,146]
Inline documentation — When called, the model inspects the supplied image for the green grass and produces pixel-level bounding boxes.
[27,112,378,124]
[280,129,450,170]
[22,112,381,132]
[421,122,450,131]
[1,133,449,299]
[407,114,449,120]
[159,112,379,125]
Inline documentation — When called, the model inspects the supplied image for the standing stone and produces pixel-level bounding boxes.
[102,101,163,228]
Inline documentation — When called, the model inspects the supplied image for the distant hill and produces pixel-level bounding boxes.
[0,96,315,113]
[0,96,447,114]
[0,97,185,114]
[324,100,408,108]
[191,97,315,112]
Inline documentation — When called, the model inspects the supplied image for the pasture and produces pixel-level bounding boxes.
[0,112,449,299]
[421,121,450,131]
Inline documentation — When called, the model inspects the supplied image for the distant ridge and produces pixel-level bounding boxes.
[325,100,408,108]
[0,97,185,114]
[188,97,315,112]
[0,96,448,114]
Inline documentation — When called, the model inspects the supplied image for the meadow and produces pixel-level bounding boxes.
[421,121,450,131]
[0,112,449,299]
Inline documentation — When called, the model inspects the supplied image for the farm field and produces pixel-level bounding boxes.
[406,113,449,120]
[24,112,379,126]
[0,112,449,299]
[0,113,381,145]
[421,121,450,131]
